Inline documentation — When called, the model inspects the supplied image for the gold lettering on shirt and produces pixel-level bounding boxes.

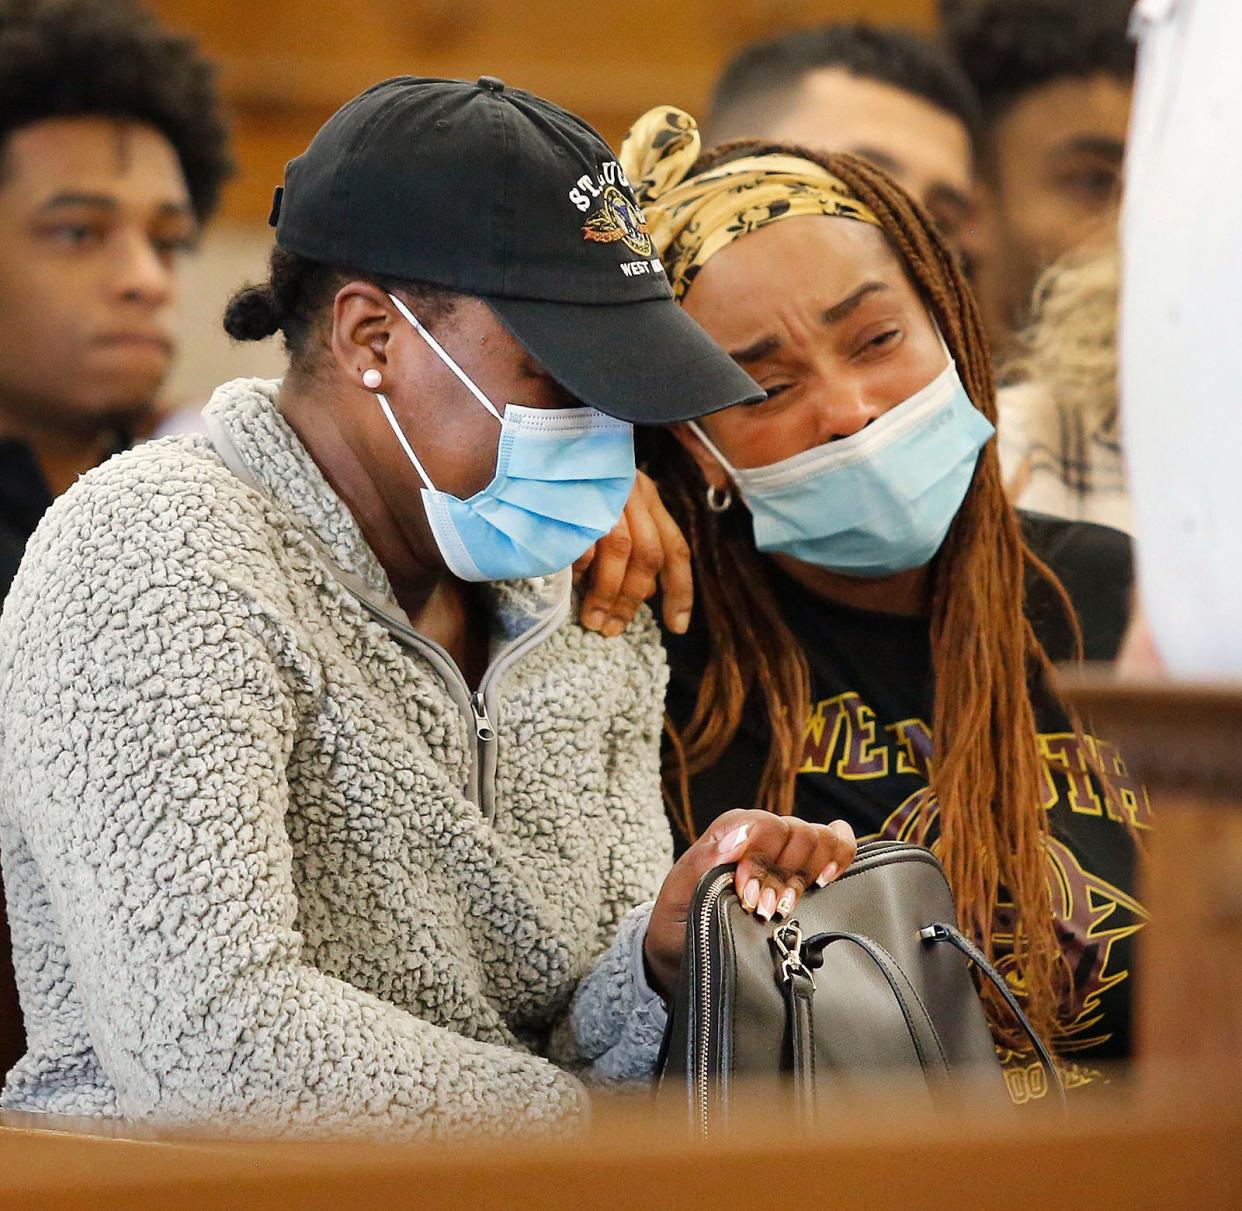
[798,695,1152,829]
[886,718,934,779]
[799,691,887,778]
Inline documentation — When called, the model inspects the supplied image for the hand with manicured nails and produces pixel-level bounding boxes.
[643,809,859,1001]
[574,469,693,638]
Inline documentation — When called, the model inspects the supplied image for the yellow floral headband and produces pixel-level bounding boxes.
[618,106,881,300]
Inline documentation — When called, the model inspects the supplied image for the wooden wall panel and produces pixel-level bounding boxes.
[147,0,934,220]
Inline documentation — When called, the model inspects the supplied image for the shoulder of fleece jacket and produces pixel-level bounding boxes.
[566,598,669,749]
[2,434,296,645]
[0,433,357,730]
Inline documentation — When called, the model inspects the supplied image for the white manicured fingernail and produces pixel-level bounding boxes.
[742,878,760,911]
[717,823,749,854]
[776,888,796,919]
[756,888,777,922]
[815,862,838,888]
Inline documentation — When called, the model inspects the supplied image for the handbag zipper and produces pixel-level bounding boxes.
[694,869,735,1136]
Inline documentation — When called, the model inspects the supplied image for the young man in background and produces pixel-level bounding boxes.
[941,0,1134,352]
[0,0,231,606]
[702,23,984,271]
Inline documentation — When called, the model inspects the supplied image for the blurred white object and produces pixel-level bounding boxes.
[1121,0,1242,675]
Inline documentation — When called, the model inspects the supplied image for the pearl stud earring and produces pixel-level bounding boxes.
[362,368,382,390]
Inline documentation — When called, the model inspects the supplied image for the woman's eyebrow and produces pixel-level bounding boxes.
[821,280,890,325]
[728,334,782,364]
[727,280,893,364]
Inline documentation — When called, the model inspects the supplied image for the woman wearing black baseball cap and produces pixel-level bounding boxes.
[0,77,856,1133]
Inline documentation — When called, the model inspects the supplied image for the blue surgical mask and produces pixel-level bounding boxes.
[688,358,995,578]
[376,293,636,582]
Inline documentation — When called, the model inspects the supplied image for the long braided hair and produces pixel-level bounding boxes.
[644,140,1081,1047]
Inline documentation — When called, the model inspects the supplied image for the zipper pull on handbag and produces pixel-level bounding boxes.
[772,920,819,1115]
[772,921,816,989]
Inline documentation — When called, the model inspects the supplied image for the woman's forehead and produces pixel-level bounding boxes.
[681,216,908,332]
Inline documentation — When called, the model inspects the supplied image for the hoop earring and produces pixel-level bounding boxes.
[705,484,733,514]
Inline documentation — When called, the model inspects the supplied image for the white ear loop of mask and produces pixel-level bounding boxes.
[373,291,505,491]
[386,292,502,421]
[687,321,956,482]
[686,419,739,478]
[374,392,435,491]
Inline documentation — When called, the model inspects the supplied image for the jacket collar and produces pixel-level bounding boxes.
[201,377,568,641]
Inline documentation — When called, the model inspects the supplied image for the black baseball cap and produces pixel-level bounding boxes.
[269,75,763,423]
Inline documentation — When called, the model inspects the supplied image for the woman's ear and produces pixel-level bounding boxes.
[330,281,394,384]
[670,421,733,492]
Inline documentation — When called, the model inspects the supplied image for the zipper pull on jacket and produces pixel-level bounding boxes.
[470,691,496,741]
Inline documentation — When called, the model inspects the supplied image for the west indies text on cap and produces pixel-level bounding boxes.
[269,75,763,424]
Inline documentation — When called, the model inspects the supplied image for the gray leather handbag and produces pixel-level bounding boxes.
[657,840,1063,1134]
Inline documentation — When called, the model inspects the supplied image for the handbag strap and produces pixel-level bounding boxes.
[919,921,1067,1107]
[781,967,818,1119]
[793,929,953,1082]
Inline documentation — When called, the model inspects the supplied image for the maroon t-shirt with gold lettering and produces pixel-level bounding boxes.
[661,513,1148,1101]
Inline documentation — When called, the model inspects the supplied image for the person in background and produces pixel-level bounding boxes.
[703,23,983,270]
[0,75,855,1132]
[0,0,230,1081]
[998,238,1129,533]
[0,0,231,604]
[940,0,1134,356]
[622,107,1144,1102]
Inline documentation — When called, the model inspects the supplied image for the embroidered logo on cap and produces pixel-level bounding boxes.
[582,186,654,257]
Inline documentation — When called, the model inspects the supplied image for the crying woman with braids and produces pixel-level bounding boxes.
[605,107,1146,1102]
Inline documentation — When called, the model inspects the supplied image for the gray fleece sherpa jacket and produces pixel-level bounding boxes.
[0,378,673,1136]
